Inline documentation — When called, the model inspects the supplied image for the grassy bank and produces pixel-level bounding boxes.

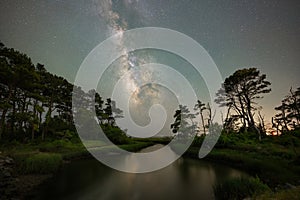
[0,138,157,175]
[183,130,300,188]
[184,147,300,187]
[213,176,271,200]
[14,153,62,174]
[213,177,300,200]
[0,137,157,199]
[2,130,300,199]
[256,186,300,200]
[179,130,300,199]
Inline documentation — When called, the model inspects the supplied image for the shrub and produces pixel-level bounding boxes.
[213,176,270,200]
[16,153,62,174]
[103,126,131,145]
[39,140,71,152]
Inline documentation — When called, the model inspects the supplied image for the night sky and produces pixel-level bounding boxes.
[1,0,300,127]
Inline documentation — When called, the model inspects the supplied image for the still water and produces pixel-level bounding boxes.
[34,145,247,200]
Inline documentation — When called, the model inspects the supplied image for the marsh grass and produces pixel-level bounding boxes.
[15,153,62,174]
[213,176,270,200]
[185,130,300,186]
[256,186,300,200]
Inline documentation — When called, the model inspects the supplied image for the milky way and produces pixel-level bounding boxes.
[0,0,300,125]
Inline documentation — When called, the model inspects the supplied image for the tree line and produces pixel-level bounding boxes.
[0,42,123,142]
[1,42,299,143]
[171,68,299,140]
[215,68,299,136]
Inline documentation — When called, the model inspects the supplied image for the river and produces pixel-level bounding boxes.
[33,145,247,200]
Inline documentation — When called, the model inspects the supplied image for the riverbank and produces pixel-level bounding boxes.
[181,147,300,199]
[184,147,300,186]
[2,131,300,199]
[0,139,155,200]
[179,131,300,199]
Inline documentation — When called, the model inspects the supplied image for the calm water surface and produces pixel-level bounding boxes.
[34,145,247,200]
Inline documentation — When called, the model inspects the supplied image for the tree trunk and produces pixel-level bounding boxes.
[31,125,35,140]
[31,100,37,140]
[207,103,212,128]
[0,109,8,139]
[11,90,17,134]
[281,106,289,131]
[223,105,231,133]
[245,95,256,130]
[290,88,300,125]
[200,112,206,134]
[43,94,54,140]
[237,95,247,128]
[0,87,14,138]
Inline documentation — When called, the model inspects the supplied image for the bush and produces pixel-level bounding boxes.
[103,126,131,145]
[38,140,72,152]
[16,153,62,174]
[214,176,270,200]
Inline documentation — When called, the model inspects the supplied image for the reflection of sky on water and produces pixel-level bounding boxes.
[37,145,247,200]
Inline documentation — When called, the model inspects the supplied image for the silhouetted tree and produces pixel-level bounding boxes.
[273,87,300,132]
[103,98,123,126]
[287,87,300,128]
[171,105,197,139]
[0,43,76,141]
[0,43,37,138]
[95,92,104,124]
[0,43,126,144]
[194,100,207,134]
[215,68,271,138]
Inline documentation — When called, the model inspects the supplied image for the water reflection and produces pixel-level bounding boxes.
[34,145,247,200]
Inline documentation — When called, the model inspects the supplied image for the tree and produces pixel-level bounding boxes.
[273,87,300,132]
[215,68,271,137]
[287,87,300,128]
[0,42,128,143]
[0,43,37,138]
[194,100,207,134]
[103,98,123,126]
[103,98,114,126]
[171,105,197,139]
[0,43,77,141]
[95,92,104,124]
[170,109,181,134]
